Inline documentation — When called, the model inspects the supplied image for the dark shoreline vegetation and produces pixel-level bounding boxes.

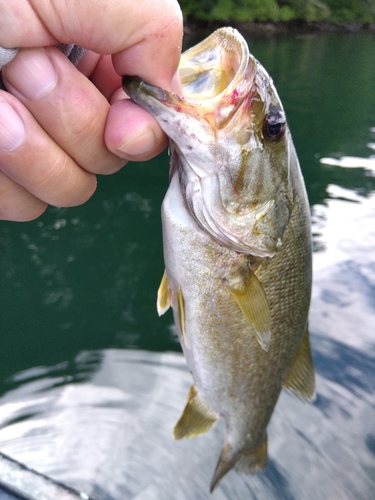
[184,18,375,38]
[180,0,375,36]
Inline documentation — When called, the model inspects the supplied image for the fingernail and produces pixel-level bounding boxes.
[118,127,156,157]
[3,48,57,100]
[0,100,25,151]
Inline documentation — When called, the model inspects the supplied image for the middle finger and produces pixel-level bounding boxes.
[2,47,125,175]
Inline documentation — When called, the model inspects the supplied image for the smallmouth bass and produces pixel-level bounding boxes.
[123,27,315,491]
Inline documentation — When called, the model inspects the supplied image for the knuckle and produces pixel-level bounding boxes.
[34,149,97,207]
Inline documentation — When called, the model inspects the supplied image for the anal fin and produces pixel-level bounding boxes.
[174,385,218,440]
[283,326,315,401]
[227,266,271,351]
[157,270,171,316]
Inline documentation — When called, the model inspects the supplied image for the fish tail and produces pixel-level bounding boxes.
[210,436,268,492]
[234,436,268,474]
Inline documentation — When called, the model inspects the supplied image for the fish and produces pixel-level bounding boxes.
[122,27,315,491]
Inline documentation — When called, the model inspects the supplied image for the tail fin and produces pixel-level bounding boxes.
[210,436,268,492]
[235,437,268,474]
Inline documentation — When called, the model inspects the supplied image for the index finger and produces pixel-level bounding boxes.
[0,0,183,88]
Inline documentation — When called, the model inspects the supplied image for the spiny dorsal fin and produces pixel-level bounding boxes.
[174,385,218,440]
[227,266,271,351]
[283,326,315,401]
[157,270,171,316]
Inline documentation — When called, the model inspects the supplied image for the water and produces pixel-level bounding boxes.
[0,32,375,499]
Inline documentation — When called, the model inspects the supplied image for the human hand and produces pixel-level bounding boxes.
[0,0,183,221]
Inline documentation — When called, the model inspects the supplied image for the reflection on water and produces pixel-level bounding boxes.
[313,145,375,351]
[0,349,374,500]
[1,32,375,499]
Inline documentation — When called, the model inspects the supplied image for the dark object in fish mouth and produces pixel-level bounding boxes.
[122,75,141,98]
[122,75,170,105]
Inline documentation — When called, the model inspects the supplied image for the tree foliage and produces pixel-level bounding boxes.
[178,0,375,23]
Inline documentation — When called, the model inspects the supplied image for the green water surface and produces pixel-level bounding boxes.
[1,31,375,386]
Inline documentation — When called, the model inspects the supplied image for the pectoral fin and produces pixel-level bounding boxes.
[283,327,315,401]
[174,385,218,440]
[228,267,271,351]
[157,270,171,316]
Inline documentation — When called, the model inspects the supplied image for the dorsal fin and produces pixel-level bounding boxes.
[174,385,218,440]
[283,327,315,401]
[227,266,271,351]
[157,270,171,316]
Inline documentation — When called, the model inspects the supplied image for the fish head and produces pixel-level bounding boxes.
[123,27,295,257]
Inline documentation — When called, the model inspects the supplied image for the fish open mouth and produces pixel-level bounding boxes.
[178,27,250,102]
[122,27,254,113]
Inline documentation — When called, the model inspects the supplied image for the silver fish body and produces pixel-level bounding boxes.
[123,27,315,491]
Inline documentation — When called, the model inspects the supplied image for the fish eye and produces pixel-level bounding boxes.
[263,109,286,142]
